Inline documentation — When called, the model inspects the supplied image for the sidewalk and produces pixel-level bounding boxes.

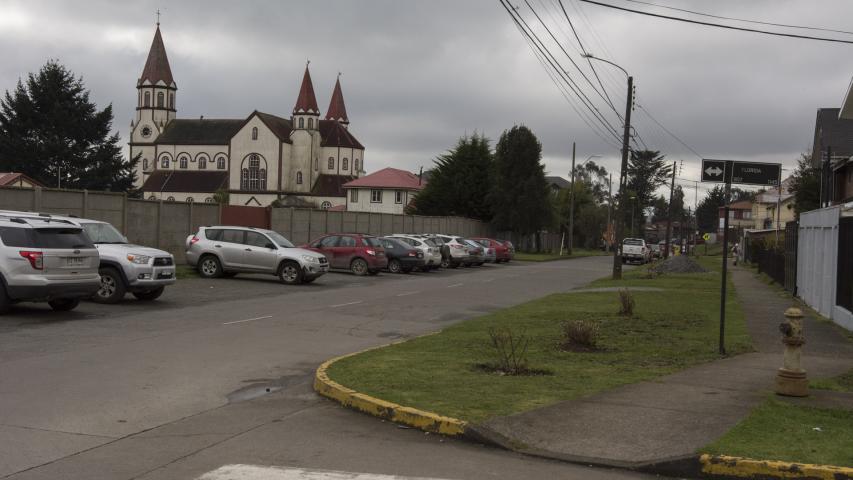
[470,263,853,469]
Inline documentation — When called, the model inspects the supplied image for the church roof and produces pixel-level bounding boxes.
[343,168,424,190]
[293,66,320,115]
[155,119,244,145]
[255,112,293,143]
[138,26,175,87]
[311,174,356,197]
[325,77,349,123]
[319,120,364,149]
[141,171,228,193]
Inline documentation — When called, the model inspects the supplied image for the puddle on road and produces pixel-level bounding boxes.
[226,373,311,403]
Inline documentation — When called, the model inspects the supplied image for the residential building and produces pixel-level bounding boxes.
[811,105,853,205]
[342,167,425,214]
[751,176,795,229]
[131,24,363,207]
[545,176,571,195]
[0,172,44,188]
[718,200,753,236]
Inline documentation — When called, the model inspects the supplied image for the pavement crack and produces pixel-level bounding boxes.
[0,423,117,440]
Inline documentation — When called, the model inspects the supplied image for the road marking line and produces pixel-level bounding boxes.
[223,315,273,325]
[446,283,463,288]
[483,278,495,283]
[396,291,420,297]
[197,464,450,480]
[330,301,363,308]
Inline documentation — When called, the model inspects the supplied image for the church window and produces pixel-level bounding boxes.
[350,189,358,202]
[198,155,207,169]
[160,155,170,168]
[217,156,226,169]
[308,118,314,129]
[328,157,335,170]
[166,196,175,202]
[371,189,382,203]
[169,93,174,109]
[186,197,194,203]
[241,154,267,191]
[148,196,156,201]
[298,117,304,129]
[296,171,303,184]
[179,155,188,169]
[144,91,151,107]
[157,92,164,108]
[204,197,214,203]
[354,159,360,173]
[252,127,258,140]
[342,158,349,170]
[321,201,332,210]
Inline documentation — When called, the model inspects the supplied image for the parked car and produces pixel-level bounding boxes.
[433,235,471,268]
[497,239,516,261]
[186,226,328,284]
[302,233,387,276]
[388,234,442,270]
[0,214,101,313]
[378,237,426,273]
[462,239,486,266]
[621,238,650,264]
[471,237,511,263]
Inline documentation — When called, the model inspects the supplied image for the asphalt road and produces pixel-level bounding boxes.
[0,256,655,480]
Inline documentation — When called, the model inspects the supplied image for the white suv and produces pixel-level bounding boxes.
[388,234,442,270]
[0,215,100,313]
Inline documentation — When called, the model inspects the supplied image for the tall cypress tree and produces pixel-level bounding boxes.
[490,125,551,235]
[0,60,136,191]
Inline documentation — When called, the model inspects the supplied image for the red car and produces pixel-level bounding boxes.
[302,234,388,276]
[471,237,512,263]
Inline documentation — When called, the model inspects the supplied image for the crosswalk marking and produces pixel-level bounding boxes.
[197,464,452,480]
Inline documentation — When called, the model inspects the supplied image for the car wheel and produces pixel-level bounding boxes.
[388,259,402,274]
[440,258,450,269]
[92,267,126,304]
[277,261,303,285]
[132,286,165,301]
[48,298,79,311]
[350,258,369,276]
[0,285,10,315]
[198,255,222,278]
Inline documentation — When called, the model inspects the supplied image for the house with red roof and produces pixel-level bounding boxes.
[0,172,45,189]
[342,167,425,214]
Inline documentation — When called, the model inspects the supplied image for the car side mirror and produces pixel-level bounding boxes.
[266,243,276,250]
[312,243,322,248]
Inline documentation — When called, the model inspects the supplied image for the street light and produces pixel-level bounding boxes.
[568,146,600,256]
[583,53,633,280]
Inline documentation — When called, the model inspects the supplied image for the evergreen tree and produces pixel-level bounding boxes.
[408,133,493,220]
[619,149,672,233]
[490,125,552,235]
[790,152,820,215]
[0,60,136,191]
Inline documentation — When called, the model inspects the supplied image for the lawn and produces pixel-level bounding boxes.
[514,249,608,262]
[704,399,853,467]
[175,264,198,279]
[327,258,752,423]
[811,368,853,393]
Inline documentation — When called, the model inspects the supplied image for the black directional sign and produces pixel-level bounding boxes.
[701,159,781,186]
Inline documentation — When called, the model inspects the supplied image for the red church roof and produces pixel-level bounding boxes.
[293,65,319,115]
[138,26,175,87]
[325,77,349,123]
[343,168,425,190]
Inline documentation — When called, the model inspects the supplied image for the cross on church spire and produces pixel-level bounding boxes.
[156,9,160,26]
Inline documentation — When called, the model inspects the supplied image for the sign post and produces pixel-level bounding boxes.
[701,159,781,355]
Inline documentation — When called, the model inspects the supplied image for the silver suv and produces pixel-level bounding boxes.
[186,226,329,284]
[0,215,100,313]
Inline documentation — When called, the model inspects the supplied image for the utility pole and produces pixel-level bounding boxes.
[719,162,732,355]
[568,142,576,256]
[664,161,676,259]
[612,76,633,279]
[606,173,612,251]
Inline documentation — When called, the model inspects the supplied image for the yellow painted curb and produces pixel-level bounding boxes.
[700,454,853,480]
[313,347,468,436]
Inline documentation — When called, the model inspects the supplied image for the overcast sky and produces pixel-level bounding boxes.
[2,0,852,200]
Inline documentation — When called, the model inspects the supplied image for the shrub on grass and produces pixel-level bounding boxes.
[485,327,530,375]
[560,319,600,352]
[618,288,635,316]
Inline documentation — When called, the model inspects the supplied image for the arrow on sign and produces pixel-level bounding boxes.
[705,166,723,177]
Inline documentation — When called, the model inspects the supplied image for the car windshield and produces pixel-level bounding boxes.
[266,231,295,248]
[623,239,643,245]
[363,237,383,248]
[82,222,127,244]
[424,238,439,247]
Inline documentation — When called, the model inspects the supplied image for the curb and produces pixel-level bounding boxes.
[313,349,467,436]
[699,454,853,480]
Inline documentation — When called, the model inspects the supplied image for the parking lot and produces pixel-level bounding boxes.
[0,256,628,479]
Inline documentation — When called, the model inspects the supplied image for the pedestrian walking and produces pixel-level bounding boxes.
[732,242,740,266]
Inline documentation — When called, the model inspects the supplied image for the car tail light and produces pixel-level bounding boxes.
[408,251,416,257]
[366,249,376,256]
[190,236,200,244]
[20,251,44,270]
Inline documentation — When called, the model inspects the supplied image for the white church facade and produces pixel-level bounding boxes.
[130,24,364,208]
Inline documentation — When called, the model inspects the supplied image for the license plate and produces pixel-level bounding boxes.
[158,272,173,279]
[66,257,84,267]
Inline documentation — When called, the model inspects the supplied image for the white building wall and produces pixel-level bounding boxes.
[153,145,228,172]
[229,116,280,191]
[145,191,216,204]
[345,187,414,214]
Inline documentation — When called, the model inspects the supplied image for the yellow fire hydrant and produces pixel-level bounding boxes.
[775,307,809,397]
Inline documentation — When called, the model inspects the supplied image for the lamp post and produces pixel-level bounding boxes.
[583,53,632,279]
[568,146,600,256]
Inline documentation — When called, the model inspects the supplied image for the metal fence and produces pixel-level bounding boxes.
[755,248,786,286]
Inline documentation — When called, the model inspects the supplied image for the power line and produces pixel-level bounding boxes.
[619,0,853,37]
[636,103,704,160]
[578,0,853,45]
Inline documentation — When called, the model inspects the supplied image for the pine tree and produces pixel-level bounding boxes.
[0,60,136,191]
[408,133,494,220]
[790,153,820,215]
[490,125,552,235]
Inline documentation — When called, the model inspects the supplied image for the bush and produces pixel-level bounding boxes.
[560,319,600,351]
[486,327,530,375]
[618,288,635,316]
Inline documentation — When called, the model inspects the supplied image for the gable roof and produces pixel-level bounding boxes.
[293,66,319,115]
[141,171,228,193]
[325,77,349,123]
[811,108,853,167]
[319,120,364,149]
[342,167,424,190]
[311,174,355,197]
[155,119,244,145]
[138,26,175,87]
[255,112,293,143]
[722,200,753,210]
[0,172,45,187]
[545,176,571,189]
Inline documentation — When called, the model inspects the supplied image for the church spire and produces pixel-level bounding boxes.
[325,74,349,125]
[292,63,319,115]
[138,24,175,87]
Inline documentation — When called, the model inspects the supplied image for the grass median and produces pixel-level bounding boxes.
[514,249,608,262]
[327,256,752,423]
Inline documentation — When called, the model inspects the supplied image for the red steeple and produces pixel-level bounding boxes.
[293,64,319,115]
[138,25,175,87]
[325,75,349,124]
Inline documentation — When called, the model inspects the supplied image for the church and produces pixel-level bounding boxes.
[131,24,365,208]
